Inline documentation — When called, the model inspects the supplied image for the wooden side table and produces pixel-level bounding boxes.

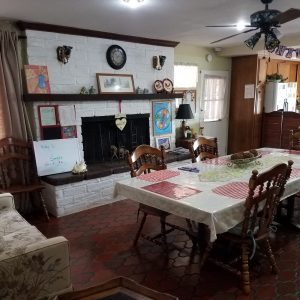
[176,135,215,149]
[58,276,178,300]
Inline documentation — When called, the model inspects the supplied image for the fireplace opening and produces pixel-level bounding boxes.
[82,114,150,163]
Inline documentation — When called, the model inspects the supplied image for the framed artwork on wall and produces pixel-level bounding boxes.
[155,136,171,151]
[61,126,77,139]
[24,65,51,94]
[152,100,172,136]
[96,73,135,94]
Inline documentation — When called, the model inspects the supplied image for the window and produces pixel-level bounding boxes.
[174,65,198,112]
[202,72,228,122]
[174,65,198,88]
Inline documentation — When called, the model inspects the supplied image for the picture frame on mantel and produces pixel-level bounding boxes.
[96,73,135,94]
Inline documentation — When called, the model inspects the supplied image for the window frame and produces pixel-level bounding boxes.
[200,70,229,123]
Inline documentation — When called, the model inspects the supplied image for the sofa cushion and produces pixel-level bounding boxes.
[0,226,46,260]
[0,209,31,236]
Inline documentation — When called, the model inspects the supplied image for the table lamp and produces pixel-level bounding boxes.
[175,103,194,139]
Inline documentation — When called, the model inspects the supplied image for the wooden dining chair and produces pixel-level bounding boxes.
[127,144,169,246]
[0,137,49,221]
[211,160,293,294]
[189,137,218,163]
[289,129,300,151]
[276,129,300,223]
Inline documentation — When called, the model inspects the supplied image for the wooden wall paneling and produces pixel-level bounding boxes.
[289,64,297,82]
[266,60,278,75]
[258,58,267,85]
[278,62,290,81]
[228,55,259,154]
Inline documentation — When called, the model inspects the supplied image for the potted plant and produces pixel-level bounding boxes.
[266,73,287,83]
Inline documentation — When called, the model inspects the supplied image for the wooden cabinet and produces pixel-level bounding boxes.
[261,112,300,149]
[228,55,262,154]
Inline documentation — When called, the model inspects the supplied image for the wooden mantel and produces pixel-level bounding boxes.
[23,93,183,102]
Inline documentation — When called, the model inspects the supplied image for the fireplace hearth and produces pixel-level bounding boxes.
[82,114,150,163]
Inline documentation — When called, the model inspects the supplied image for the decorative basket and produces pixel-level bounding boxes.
[228,154,262,167]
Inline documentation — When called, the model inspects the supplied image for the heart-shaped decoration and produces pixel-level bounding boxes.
[115,117,127,131]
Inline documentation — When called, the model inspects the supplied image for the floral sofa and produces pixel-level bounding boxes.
[0,193,72,300]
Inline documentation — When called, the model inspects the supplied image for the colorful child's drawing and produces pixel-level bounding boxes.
[24,65,51,94]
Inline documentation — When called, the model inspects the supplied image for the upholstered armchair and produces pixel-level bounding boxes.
[0,193,72,300]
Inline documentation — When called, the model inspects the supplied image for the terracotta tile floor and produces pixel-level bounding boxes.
[30,199,300,300]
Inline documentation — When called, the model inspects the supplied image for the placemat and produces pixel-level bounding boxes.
[212,182,249,199]
[290,168,300,179]
[138,170,180,182]
[142,181,201,200]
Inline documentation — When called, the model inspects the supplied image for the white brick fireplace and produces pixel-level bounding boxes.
[24,29,184,217]
[25,29,176,154]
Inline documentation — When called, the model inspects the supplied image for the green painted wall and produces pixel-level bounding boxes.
[174,44,231,129]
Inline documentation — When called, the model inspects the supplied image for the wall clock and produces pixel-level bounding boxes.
[106,45,127,70]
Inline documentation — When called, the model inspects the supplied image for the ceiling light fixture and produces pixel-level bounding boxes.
[236,21,247,31]
[244,27,280,51]
[123,0,145,9]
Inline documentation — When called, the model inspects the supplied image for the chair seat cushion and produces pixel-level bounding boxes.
[139,203,169,217]
[0,209,31,236]
[0,226,46,260]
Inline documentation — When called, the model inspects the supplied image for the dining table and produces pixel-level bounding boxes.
[113,148,300,243]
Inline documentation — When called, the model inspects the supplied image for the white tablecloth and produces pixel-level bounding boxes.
[113,148,300,242]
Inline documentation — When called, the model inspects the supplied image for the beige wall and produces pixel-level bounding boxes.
[174,44,231,154]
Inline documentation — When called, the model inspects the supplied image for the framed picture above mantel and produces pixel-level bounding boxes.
[96,73,135,94]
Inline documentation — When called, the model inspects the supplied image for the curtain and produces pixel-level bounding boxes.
[203,74,227,122]
[0,27,33,212]
[0,29,30,140]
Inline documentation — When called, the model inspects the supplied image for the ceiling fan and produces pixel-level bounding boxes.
[207,0,300,50]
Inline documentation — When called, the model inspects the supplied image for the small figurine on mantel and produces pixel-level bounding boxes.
[80,87,88,95]
[89,86,96,95]
[111,145,118,160]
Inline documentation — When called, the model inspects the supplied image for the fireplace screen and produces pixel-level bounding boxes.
[82,114,150,163]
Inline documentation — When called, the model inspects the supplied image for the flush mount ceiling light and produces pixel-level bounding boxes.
[123,0,145,9]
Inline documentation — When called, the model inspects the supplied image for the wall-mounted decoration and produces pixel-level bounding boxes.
[153,55,166,70]
[96,73,135,94]
[38,105,58,126]
[153,80,164,93]
[174,89,197,114]
[163,78,173,93]
[56,45,73,64]
[106,45,127,70]
[38,105,61,140]
[152,100,172,136]
[24,65,51,94]
[61,126,77,139]
[155,136,171,151]
[115,113,127,131]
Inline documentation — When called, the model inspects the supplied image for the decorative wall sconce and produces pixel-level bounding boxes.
[56,45,73,64]
[153,55,166,70]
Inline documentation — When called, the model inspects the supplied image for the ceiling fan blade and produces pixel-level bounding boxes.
[210,28,258,44]
[272,8,300,24]
[206,25,256,28]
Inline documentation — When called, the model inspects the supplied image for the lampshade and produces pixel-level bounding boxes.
[265,31,280,51]
[176,104,194,120]
[244,32,261,49]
